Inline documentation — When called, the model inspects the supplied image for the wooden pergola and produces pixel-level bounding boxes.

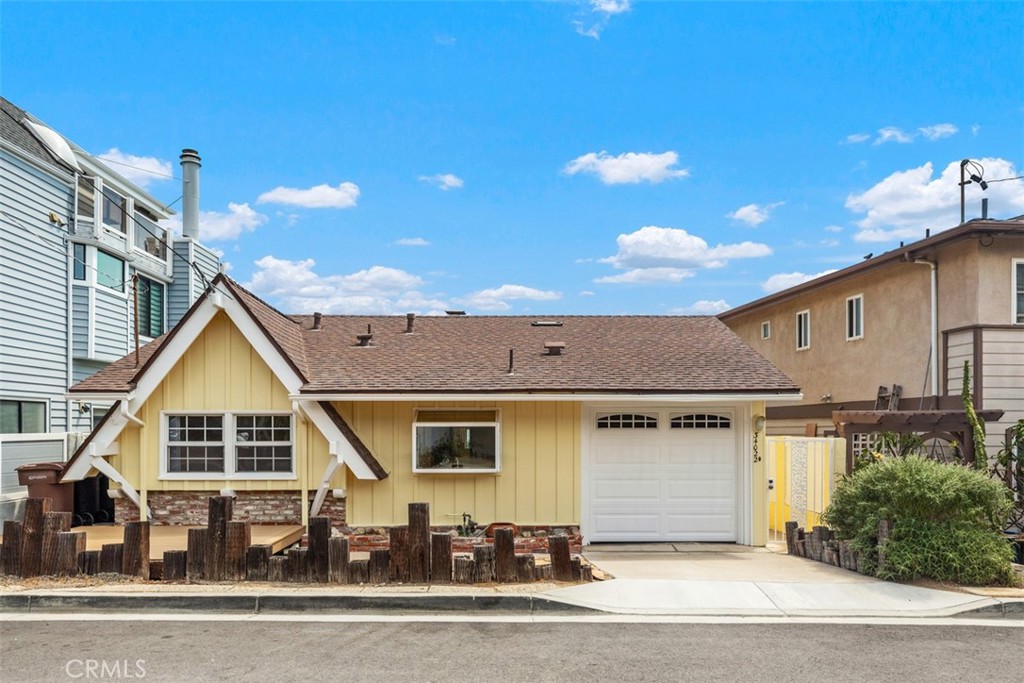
[832,409,1005,473]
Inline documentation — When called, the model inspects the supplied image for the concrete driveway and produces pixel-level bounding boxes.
[540,542,1005,617]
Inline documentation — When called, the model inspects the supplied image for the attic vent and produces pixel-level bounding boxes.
[544,341,566,356]
[531,320,562,327]
[445,310,466,316]
[312,312,322,330]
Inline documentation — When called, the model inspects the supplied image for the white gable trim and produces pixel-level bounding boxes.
[299,400,379,480]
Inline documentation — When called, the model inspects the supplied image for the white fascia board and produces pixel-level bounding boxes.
[65,393,132,402]
[291,392,804,404]
[62,409,130,481]
[299,400,378,480]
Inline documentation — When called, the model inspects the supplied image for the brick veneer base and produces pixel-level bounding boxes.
[343,527,583,555]
[115,491,346,527]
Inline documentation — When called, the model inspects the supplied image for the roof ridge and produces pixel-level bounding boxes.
[219,274,303,325]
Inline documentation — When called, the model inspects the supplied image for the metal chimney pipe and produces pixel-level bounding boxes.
[981,198,989,219]
[180,149,201,239]
[312,312,322,330]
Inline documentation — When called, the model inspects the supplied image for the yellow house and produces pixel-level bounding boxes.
[63,275,800,546]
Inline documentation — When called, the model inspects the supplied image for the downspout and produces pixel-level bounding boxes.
[66,177,76,436]
[913,258,939,406]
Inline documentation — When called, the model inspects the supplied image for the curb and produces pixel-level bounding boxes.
[952,599,1024,620]
[0,592,596,615]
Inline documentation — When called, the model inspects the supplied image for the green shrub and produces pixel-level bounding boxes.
[822,456,1017,585]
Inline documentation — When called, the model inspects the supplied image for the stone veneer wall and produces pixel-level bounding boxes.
[114,491,346,527]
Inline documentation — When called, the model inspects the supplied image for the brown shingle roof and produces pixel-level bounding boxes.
[70,275,798,396]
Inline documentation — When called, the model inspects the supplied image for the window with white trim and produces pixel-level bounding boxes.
[596,413,658,429]
[1,399,47,434]
[102,186,126,233]
[413,410,499,473]
[164,413,293,477]
[671,413,732,429]
[96,250,124,292]
[846,294,863,341]
[761,321,771,340]
[796,310,810,350]
[1014,260,1024,324]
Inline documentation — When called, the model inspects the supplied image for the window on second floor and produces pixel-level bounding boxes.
[761,321,771,340]
[137,276,165,338]
[76,176,95,218]
[1015,260,1024,324]
[1,399,46,434]
[846,294,864,341]
[73,243,86,281]
[96,250,124,292]
[101,186,126,233]
[796,310,810,350]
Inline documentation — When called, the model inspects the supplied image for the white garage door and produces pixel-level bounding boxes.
[587,411,738,542]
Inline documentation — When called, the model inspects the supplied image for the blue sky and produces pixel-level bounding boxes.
[4,1,1023,315]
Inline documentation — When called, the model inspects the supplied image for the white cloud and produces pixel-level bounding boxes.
[418,173,464,191]
[971,124,981,136]
[761,270,838,294]
[161,202,267,242]
[579,290,595,296]
[727,201,785,227]
[824,225,843,233]
[600,226,772,274]
[595,267,693,284]
[460,284,561,312]
[821,238,840,248]
[918,123,958,141]
[874,127,914,145]
[96,148,173,188]
[395,237,431,247]
[247,256,450,315]
[564,151,689,185]
[846,158,1024,242]
[843,133,871,145]
[257,182,360,209]
[574,0,631,38]
[675,299,732,315]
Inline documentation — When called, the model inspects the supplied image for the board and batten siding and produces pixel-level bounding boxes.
[338,401,581,528]
[0,147,73,432]
[112,311,318,494]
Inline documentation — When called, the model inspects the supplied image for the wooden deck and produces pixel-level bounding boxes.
[65,525,304,562]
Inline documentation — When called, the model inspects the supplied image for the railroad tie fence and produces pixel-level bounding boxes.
[0,497,593,585]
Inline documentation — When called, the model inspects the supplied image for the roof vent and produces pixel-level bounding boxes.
[406,312,415,333]
[356,323,373,347]
[445,310,466,316]
[531,320,563,327]
[312,312,322,330]
[544,341,566,356]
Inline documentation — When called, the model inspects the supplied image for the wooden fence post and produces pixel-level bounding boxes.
[20,497,51,578]
[549,536,573,582]
[41,511,72,575]
[289,548,310,582]
[494,528,516,583]
[347,559,369,584]
[122,521,150,578]
[407,503,431,583]
[246,545,272,582]
[187,528,207,582]
[515,554,536,583]
[226,520,251,581]
[389,526,409,582]
[328,537,350,584]
[163,550,188,581]
[784,521,799,555]
[473,544,495,583]
[205,496,233,581]
[268,555,288,582]
[368,549,390,583]
[430,533,453,584]
[99,543,122,574]
[80,550,100,576]
[1,522,21,577]
[56,531,85,576]
[308,516,331,583]
[453,556,476,584]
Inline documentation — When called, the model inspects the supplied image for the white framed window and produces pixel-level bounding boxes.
[846,294,864,341]
[1014,259,1024,324]
[761,321,771,340]
[413,410,500,474]
[596,413,658,429]
[670,413,732,429]
[162,412,294,479]
[96,250,124,292]
[1,399,48,434]
[101,186,127,233]
[796,310,810,350]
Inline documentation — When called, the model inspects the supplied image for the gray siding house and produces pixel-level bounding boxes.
[0,97,221,520]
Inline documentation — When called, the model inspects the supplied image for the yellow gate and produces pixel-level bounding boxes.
[767,437,846,542]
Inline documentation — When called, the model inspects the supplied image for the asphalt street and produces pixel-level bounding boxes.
[1,618,1020,683]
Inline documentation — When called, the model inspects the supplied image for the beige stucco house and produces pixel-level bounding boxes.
[61,275,800,546]
[720,217,1024,457]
